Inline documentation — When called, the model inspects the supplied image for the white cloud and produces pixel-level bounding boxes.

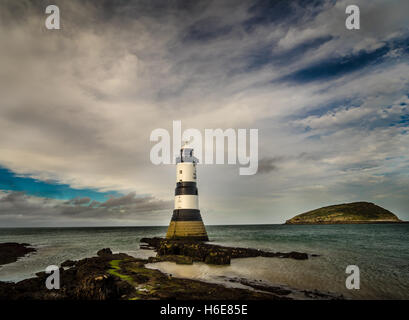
[0,0,408,225]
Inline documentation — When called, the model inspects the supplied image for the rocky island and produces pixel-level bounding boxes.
[285,202,403,224]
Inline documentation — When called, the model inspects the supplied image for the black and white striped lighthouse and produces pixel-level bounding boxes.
[166,144,209,241]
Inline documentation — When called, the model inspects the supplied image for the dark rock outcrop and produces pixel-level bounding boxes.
[140,237,309,265]
[0,250,138,300]
[224,277,343,300]
[97,248,113,257]
[61,260,76,267]
[0,243,36,266]
[148,255,193,265]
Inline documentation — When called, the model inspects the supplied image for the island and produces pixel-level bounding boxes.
[285,202,403,224]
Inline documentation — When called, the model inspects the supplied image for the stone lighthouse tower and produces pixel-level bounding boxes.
[166,143,209,241]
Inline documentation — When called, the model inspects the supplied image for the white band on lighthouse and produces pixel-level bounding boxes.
[176,163,197,182]
[174,195,199,210]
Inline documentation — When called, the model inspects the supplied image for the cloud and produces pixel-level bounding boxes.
[0,0,408,225]
[257,157,282,174]
[66,197,91,205]
[293,95,409,132]
[0,191,172,226]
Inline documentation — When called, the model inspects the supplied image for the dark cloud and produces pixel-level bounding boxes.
[280,44,390,83]
[297,152,320,161]
[340,161,380,172]
[257,157,282,174]
[0,191,26,204]
[102,192,146,208]
[182,17,233,43]
[66,197,91,205]
[244,0,328,31]
[0,191,172,221]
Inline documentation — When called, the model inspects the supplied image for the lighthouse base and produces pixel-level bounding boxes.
[166,209,209,241]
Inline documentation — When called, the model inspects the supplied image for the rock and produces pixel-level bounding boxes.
[148,255,193,265]
[72,273,119,300]
[0,243,36,266]
[140,238,309,265]
[140,244,156,250]
[97,248,112,257]
[0,248,339,300]
[61,260,76,267]
[233,278,292,296]
[286,252,309,260]
[140,237,162,247]
[204,251,231,265]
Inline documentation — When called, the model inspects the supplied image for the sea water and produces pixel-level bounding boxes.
[0,224,408,299]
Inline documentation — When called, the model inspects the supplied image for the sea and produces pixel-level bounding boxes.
[1,224,408,299]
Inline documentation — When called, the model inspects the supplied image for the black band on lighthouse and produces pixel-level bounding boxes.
[176,182,196,188]
[175,186,198,195]
[175,181,198,195]
[171,209,202,221]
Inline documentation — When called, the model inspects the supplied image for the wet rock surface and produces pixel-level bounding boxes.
[140,237,310,265]
[61,260,76,268]
[0,244,340,300]
[222,277,343,300]
[0,243,36,266]
[148,255,193,265]
[0,252,135,300]
[0,249,291,300]
[97,248,113,257]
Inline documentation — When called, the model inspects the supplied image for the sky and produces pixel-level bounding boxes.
[0,0,408,227]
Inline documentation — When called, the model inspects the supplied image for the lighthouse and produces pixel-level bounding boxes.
[166,144,209,241]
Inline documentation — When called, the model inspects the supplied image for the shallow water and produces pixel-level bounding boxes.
[1,224,408,299]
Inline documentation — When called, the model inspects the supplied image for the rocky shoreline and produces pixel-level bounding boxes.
[0,241,341,300]
[0,243,36,266]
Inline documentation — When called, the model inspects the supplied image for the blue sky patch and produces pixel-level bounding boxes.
[0,166,121,201]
